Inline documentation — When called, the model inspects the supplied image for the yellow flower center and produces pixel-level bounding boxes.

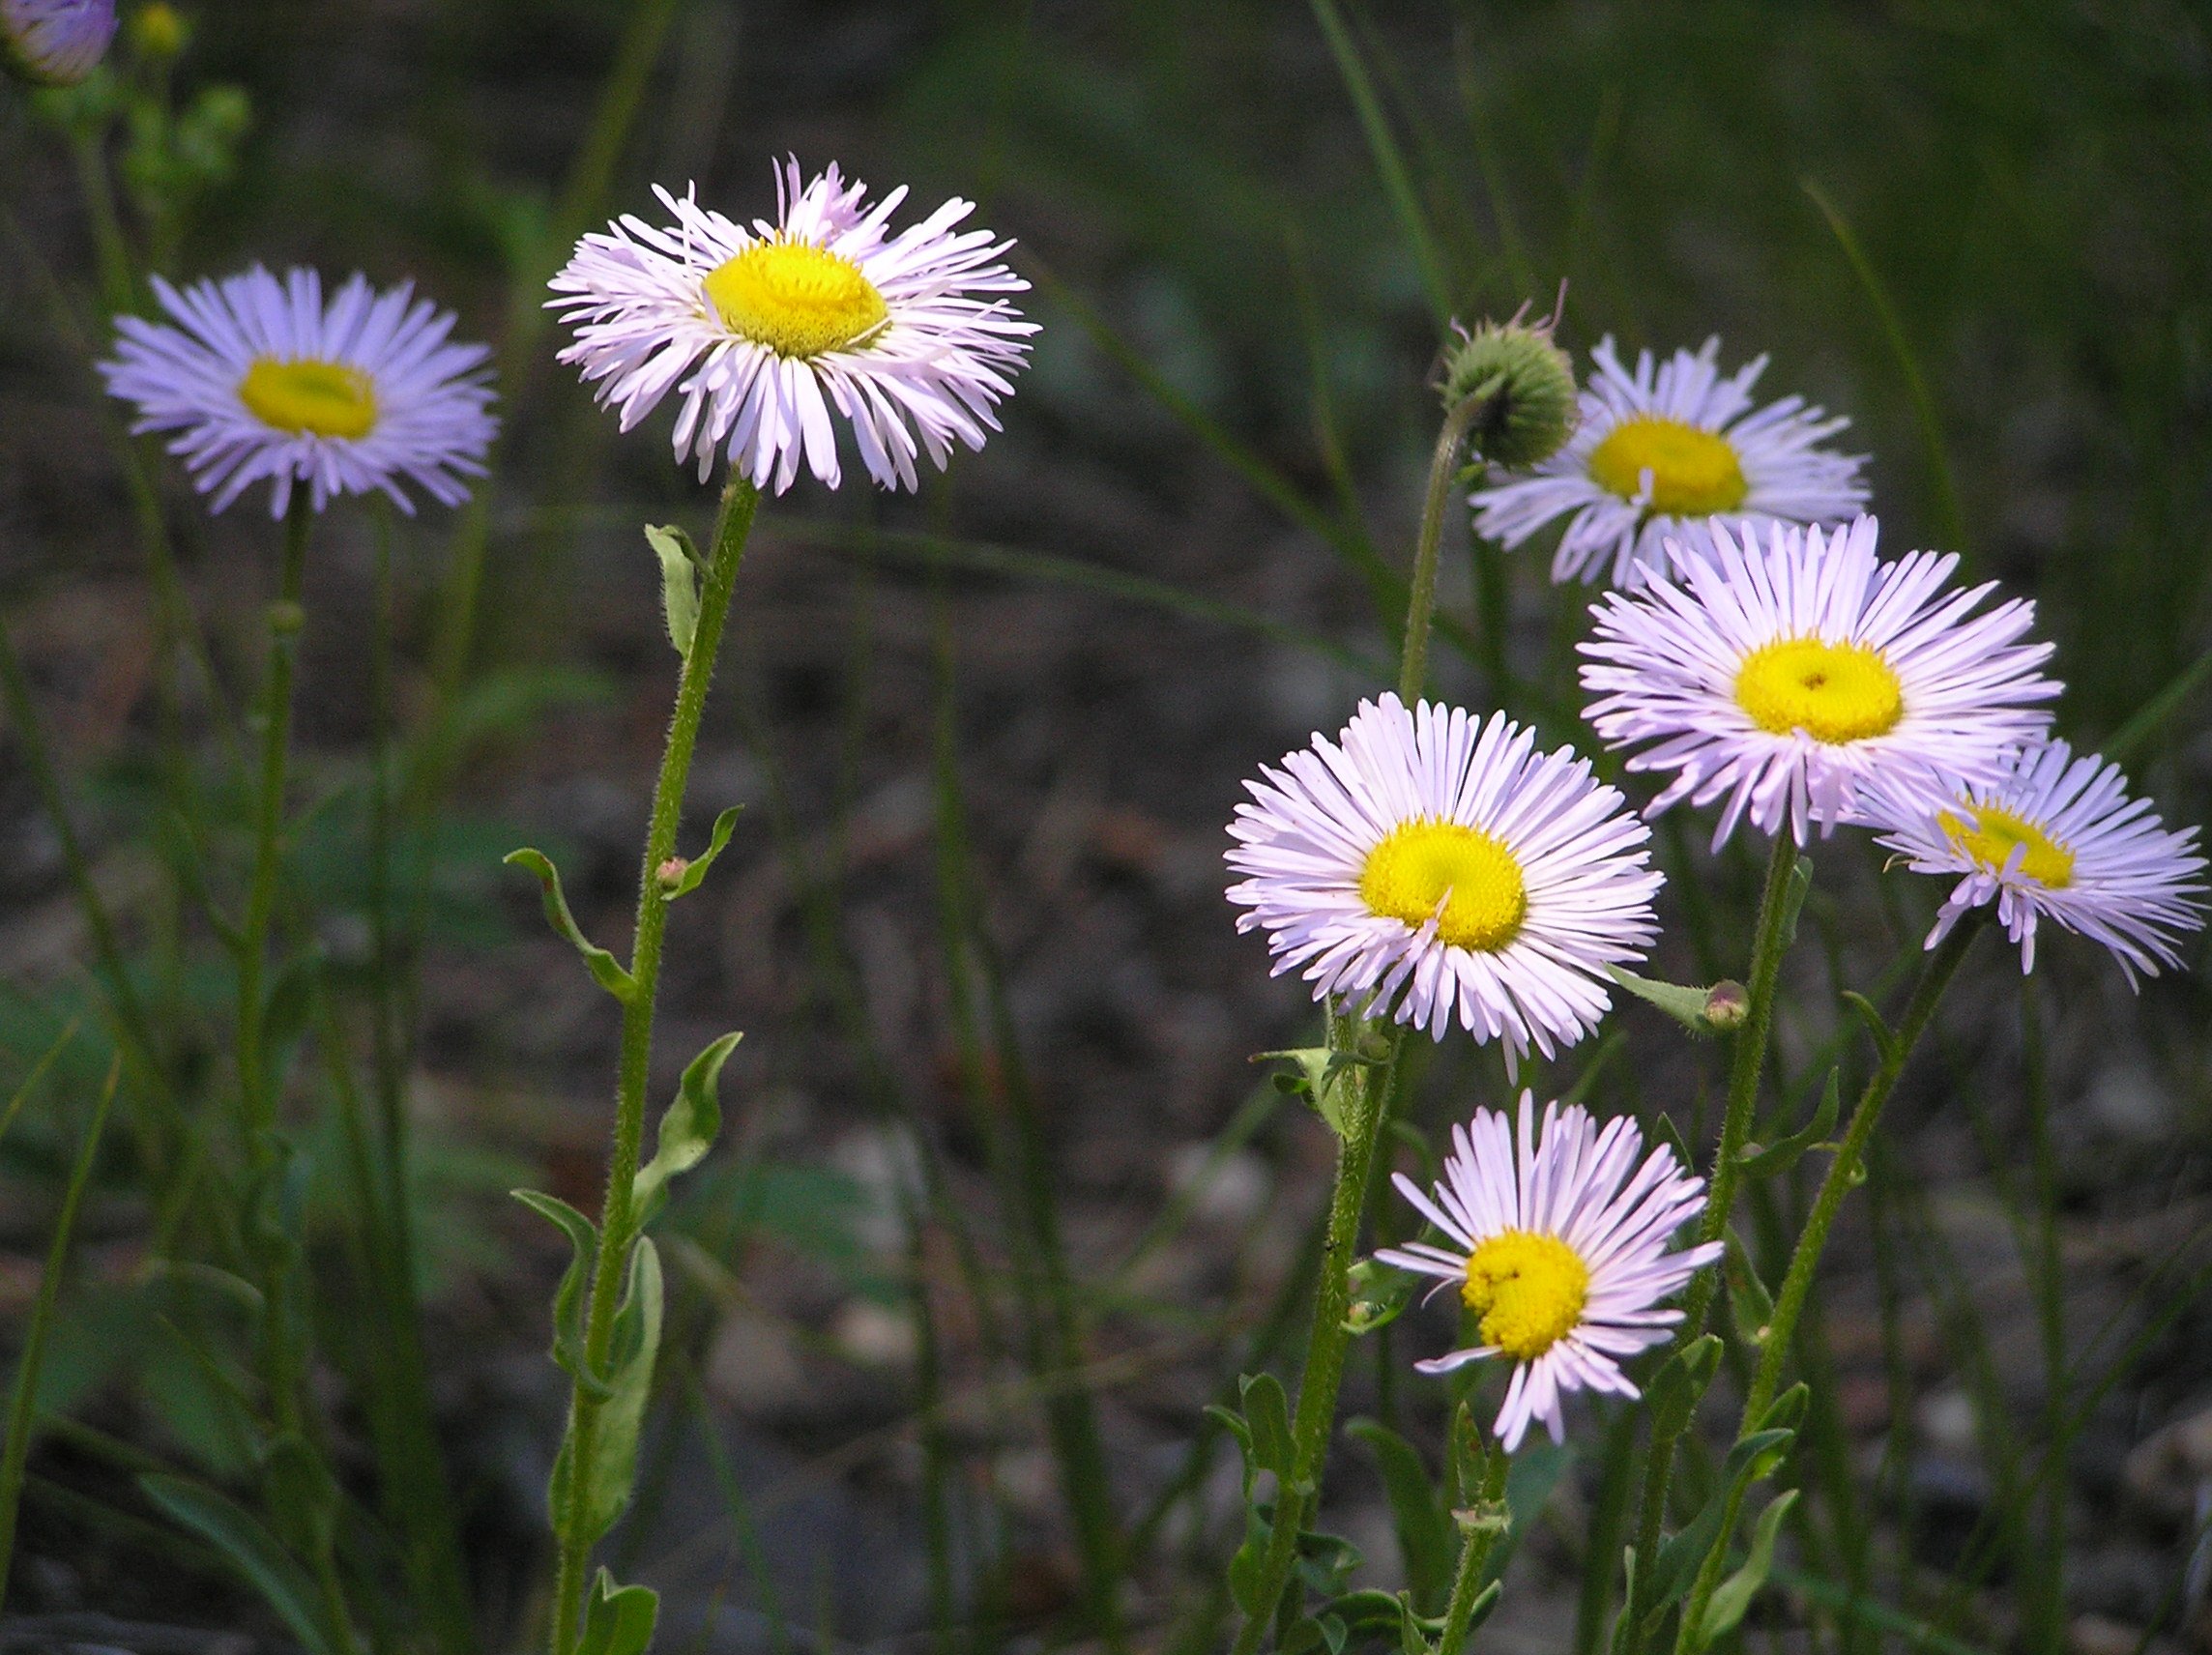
[1587,416,1749,517]
[703,241,889,359]
[1357,820,1528,952]
[1939,803,2075,888]
[1733,638,1904,744]
[238,358,379,440]
[1462,1230,1589,1361]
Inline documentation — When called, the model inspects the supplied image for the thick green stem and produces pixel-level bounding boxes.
[548,476,758,1654]
[1672,921,1978,1651]
[1619,830,1798,1654]
[1399,392,1488,705]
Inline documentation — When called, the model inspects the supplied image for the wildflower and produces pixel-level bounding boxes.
[1375,1093,1720,1451]
[1866,740,2206,983]
[1226,695,1661,1067]
[1470,335,1867,587]
[1580,516,2059,848]
[1,0,115,85]
[100,266,497,516]
[549,158,1033,493]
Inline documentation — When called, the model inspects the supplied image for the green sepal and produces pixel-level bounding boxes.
[1739,1068,1841,1177]
[1724,1229,1776,1349]
[1347,1417,1452,1610]
[1645,1334,1723,1442]
[662,805,742,901]
[504,848,637,1001]
[1841,990,1900,1067]
[646,524,701,658]
[632,1031,742,1227]
[511,1189,609,1399]
[577,1566,661,1655]
[1689,1489,1799,1650]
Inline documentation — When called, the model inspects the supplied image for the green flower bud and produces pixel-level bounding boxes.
[128,1,185,61]
[1439,307,1578,470]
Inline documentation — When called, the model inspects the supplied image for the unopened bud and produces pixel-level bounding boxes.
[267,598,305,636]
[1440,306,1578,470]
[655,857,688,891]
[1702,980,1750,1031]
[2,0,118,86]
[128,0,182,59]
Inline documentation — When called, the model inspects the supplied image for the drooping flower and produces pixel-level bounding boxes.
[1375,1093,1720,1451]
[1865,740,2206,984]
[1225,695,1661,1067]
[1470,335,1868,588]
[1580,516,2060,848]
[100,266,498,517]
[1,0,115,86]
[548,158,1034,493]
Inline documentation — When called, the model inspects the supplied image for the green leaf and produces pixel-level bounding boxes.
[1642,1427,1797,1618]
[1646,1335,1724,1441]
[1239,1371,1295,1480]
[1725,1229,1775,1350]
[138,1474,340,1655]
[1739,1069,1841,1178]
[504,848,637,1001]
[1841,991,1900,1067]
[1253,1045,1375,1140]
[512,1189,607,1398]
[577,1566,661,1655]
[1604,967,1732,1038]
[1343,1256,1413,1336]
[558,1236,665,1547]
[1347,1418,1452,1609]
[662,805,742,901]
[1692,1490,1799,1649]
[633,1032,741,1227]
[646,524,701,658]
[1779,855,1814,947]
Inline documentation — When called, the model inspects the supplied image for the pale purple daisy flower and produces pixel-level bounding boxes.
[1864,740,2206,984]
[548,158,1034,493]
[100,266,497,517]
[1225,695,1661,1069]
[1375,1093,1720,1451]
[1,0,115,86]
[1470,335,1868,588]
[1580,516,2061,849]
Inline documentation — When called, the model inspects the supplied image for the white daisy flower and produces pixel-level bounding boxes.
[1225,694,1662,1067]
[548,158,1034,493]
[1865,740,2206,984]
[1470,335,1868,588]
[1580,515,2060,849]
[1375,1093,1720,1451]
[100,266,497,517]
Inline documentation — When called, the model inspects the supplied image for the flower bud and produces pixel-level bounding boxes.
[1439,309,1577,470]
[128,0,183,60]
[1,0,117,86]
[655,856,689,892]
[1702,979,1750,1031]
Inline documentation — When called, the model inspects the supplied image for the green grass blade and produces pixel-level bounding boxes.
[2103,644,2212,764]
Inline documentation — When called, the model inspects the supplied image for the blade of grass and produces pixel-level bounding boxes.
[2104,644,2212,764]
[0,1053,120,1606]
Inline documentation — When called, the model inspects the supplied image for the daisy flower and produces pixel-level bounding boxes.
[1580,516,2060,848]
[1865,740,2206,983]
[1375,1093,1720,1451]
[548,158,1034,493]
[1225,695,1661,1067]
[100,266,497,517]
[1,0,114,85]
[1470,335,1868,588]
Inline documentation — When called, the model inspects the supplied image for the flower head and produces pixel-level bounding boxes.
[1470,335,1868,588]
[1,0,115,85]
[1226,695,1661,1068]
[1580,516,2060,848]
[549,159,1034,493]
[1375,1093,1720,1450]
[100,266,497,517]
[1866,740,2206,984]
[1440,308,1578,470]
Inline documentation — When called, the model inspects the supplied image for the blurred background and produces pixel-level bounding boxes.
[2,1,2210,1650]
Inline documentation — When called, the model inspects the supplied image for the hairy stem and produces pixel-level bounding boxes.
[1399,392,1488,704]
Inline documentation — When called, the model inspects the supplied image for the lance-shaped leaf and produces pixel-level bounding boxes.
[1605,966,1742,1038]
[645,525,701,659]
[661,805,742,901]
[504,848,636,1001]
[1779,854,1814,946]
[632,1031,742,1227]
[1725,1229,1777,1349]
[1842,990,1901,1067]
[577,1566,660,1655]
[552,1235,664,1547]
[512,1189,609,1398]
[139,1475,340,1655]
[1347,1418,1452,1610]
[1740,1068,1841,1178]
[1645,1334,1724,1442]
[1689,1489,1799,1650]
[1640,1424,1797,1624]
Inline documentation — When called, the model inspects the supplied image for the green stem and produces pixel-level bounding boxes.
[1399,392,1488,704]
[1620,830,1798,1654]
[1435,1444,1510,1655]
[1671,919,1979,1652]
[548,476,758,1654]
[235,500,312,1144]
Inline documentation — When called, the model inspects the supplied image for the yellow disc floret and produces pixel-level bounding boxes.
[1733,637,1904,744]
[704,241,889,359]
[238,358,379,440]
[1587,416,1749,517]
[1462,1230,1589,1361]
[1358,820,1528,952]
[1940,803,2075,888]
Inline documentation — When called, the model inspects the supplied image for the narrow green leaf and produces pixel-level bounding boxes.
[2107,645,2212,764]
[1725,1229,1776,1349]
[1779,856,1815,948]
[1643,1428,1795,1615]
[503,847,636,1001]
[574,1236,664,1546]
[511,1189,606,1398]
[646,524,701,658]
[138,1474,339,1655]
[1604,967,1743,1039]
[1240,1372,1295,1479]
[1693,1489,1799,1648]
[1646,1335,1723,1441]
[0,1016,77,1153]
[1841,991,1900,1067]
[1739,1068,1842,1178]
[577,1566,661,1655]
[632,1031,741,1226]
[662,804,742,901]
[1347,1418,1452,1609]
